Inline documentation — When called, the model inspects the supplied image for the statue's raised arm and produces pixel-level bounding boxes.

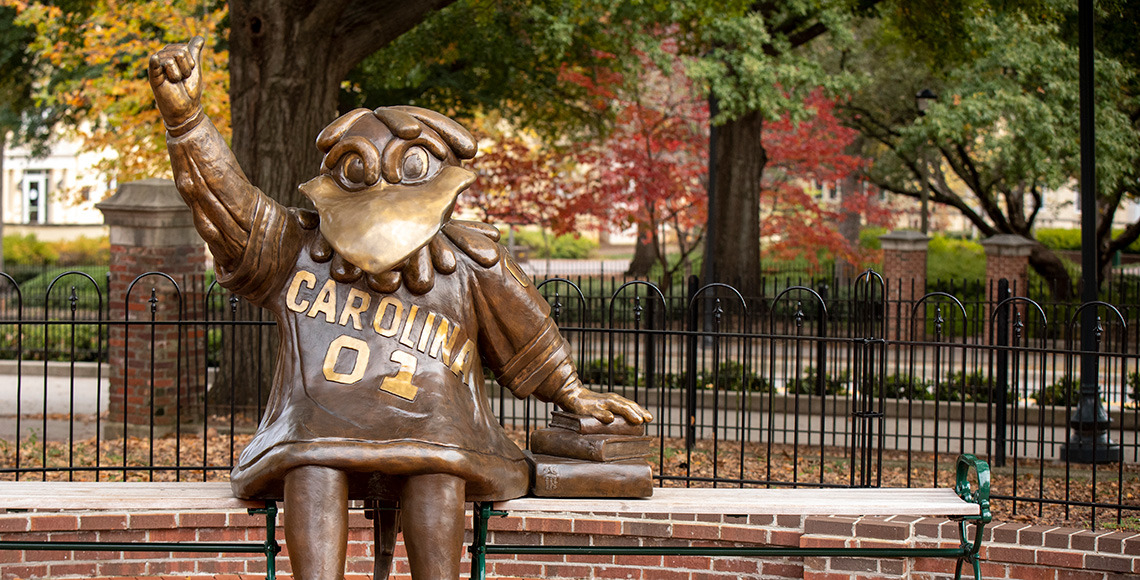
[149,36,299,302]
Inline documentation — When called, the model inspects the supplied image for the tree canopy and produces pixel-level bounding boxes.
[6,0,228,187]
[845,1,1140,295]
[9,0,1140,299]
[0,5,36,139]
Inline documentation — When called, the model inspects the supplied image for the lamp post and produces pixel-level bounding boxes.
[915,89,937,114]
[914,89,937,234]
[1063,0,1120,464]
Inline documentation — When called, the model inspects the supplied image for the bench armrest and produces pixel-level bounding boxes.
[954,454,992,523]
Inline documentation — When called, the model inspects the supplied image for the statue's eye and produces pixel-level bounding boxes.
[402,147,431,183]
[344,156,366,183]
[333,154,369,191]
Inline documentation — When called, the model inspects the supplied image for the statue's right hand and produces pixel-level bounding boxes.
[148,36,205,129]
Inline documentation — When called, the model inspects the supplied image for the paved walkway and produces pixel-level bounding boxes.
[0,361,108,440]
[518,258,630,278]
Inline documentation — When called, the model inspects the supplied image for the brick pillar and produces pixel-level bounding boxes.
[982,234,1034,297]
[879,231,930,340]
[981,234,1034,345]
[96,179,207,436]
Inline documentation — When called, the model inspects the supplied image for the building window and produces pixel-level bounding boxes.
[21,170,48,224]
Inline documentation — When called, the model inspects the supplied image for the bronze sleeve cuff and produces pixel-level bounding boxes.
[165,106,206,138]
[213,196,294,305]
[496,318,575,401]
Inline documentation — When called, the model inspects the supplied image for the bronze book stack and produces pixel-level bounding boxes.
[526,411,654,498]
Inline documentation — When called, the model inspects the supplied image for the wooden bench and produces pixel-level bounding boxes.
[470,454,992,580]
[0,455,990,580]
[0,481,280,579]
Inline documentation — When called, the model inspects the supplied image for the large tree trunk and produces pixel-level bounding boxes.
[228,9,336,208]
[1028,244,1073,301]
[625,222,659,278]
[228,1,454,207]
[216,0,454,408]
[701,110,766,295]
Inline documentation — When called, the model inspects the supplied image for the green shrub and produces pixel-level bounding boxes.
[3,234,111,267]
[934,371,990,402]
[1128,372,1140,406]
[580,355,639,386]
[660,362,774,393]
[687,361,773,393]
[867,373,933,400]
[788,367,848,396]
[1035,228,1083,251]
[859,227,888,251]
[513,229,597,259]
[54,236,110,265]
[16,266,110,309]
[1032,376,1082,407]
[0,322,104,362]
[927,236,986,284]
[3,234,59,266]
[1037,228,1140,254]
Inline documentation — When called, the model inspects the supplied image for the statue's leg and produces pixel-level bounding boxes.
[400,473,466,580]
[284,465,349,580]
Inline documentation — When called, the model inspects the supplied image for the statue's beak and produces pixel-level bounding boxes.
[299,166,476,275]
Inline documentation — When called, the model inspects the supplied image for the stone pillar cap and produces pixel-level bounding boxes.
[97,179,193,223]
[981,234,1035,256]
[879,230,930,251]
[96,179,201,247]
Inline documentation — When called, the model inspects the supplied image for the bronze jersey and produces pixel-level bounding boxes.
[168,122,573,502]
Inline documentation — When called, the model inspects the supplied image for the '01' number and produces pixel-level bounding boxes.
[322,335,419,401]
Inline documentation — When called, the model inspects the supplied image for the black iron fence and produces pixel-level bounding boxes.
[0,269,1137,530]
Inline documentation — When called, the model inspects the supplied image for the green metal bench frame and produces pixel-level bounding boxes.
[470,454,991,580]
[0,499,281,580]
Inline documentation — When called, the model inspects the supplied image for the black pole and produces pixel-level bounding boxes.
[685,275,700,451]
[994,280,1010,468]
[1063,0,1120,463]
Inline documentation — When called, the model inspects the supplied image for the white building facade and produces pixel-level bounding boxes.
[2,134,111,241]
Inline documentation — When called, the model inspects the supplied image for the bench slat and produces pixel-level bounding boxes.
[0,482,261,510]
[495,487,979,517]
[0,483,980,518]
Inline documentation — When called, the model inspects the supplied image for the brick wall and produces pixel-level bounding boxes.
[981,235,1034,299]
[106,244,208,433]
[2,508,1137,579]
[980,235,1034,345]
[98,179,209,436]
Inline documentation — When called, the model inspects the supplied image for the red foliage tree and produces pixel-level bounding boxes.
[762,89,893,273]
[464,45,708,283]
[462,127,594,237]
[465,62,883,282]
[586,64,708,281]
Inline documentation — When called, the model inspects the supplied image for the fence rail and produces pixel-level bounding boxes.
[0,269,1137,530]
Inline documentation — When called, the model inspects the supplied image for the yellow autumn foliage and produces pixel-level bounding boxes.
[5,0,229,199]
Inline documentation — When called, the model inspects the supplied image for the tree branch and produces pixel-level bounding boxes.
[1026,182,1043,228]
[1106,216,1140,255]
[299,0,352,35]
[937,141,1010,232]
[330,0,456,79]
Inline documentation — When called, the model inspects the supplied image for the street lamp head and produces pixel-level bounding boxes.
[916,89,938,115]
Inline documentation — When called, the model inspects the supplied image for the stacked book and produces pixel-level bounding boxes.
[526,410,654,498]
